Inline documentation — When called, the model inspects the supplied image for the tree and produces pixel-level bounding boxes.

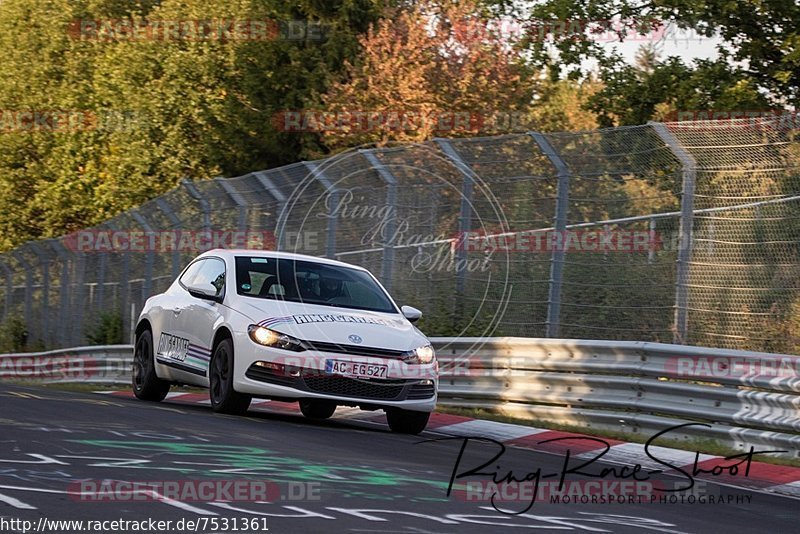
[317,0,540,151]
[0,0,386,248]
[486,0,800,125]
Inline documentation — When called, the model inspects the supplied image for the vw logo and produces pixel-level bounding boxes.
[348,334,363,344]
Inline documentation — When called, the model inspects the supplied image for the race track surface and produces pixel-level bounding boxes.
[0,383,795,533]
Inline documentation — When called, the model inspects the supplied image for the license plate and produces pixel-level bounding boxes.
[325,360,388,379]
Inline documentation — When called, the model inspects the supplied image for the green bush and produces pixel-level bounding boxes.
[86,312,124,345]
[0,313,28,352]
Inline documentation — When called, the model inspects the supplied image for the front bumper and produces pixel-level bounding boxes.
[232,332,438,412]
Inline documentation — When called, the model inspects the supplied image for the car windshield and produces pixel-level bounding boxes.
[234,256,397,313]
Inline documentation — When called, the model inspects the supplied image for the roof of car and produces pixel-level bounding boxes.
[198,248,368,271]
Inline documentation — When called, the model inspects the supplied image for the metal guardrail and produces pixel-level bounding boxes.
[0,345,133,385]
[434,338,800,456]
[2,338,798,456]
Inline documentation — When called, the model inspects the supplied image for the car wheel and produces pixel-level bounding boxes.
[299,399,337,419]
[132,329,170,402]
[385,408,430,435]
[209,337,251,415]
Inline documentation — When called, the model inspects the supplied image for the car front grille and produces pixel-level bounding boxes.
[303,375,406,400]
[246,363,436,402]
[304,341,407,359]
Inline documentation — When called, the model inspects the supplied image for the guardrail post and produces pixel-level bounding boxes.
[434,139,476,318]
[155,198,183,280]
[130,211,154,304]
[529,132,570,338]
[12,250,33,343]
[650,122,698,345]
[253,171,287,251]
[303,160,338,258]
[360,149,398,289]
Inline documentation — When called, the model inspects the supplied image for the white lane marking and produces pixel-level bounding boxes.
[766,480,800,497]
[0,484,215,515]
[434,420,550,442]
[165,392,192,399]
[0,492,36,510]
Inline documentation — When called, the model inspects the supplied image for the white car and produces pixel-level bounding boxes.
[132,249,437,434]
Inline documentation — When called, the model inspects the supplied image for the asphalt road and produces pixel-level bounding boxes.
[0,382,795,533]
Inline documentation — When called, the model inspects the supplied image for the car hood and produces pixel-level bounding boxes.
[235,299,427,351]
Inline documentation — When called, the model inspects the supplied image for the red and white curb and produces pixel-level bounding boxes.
[99,390,800,500]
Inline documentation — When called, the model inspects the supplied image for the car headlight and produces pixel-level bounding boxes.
[402,344,435,365]
[248,325,305,352]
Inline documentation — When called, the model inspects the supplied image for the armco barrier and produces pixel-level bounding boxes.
[0,345,133,384]
[434,337,800,456]
[2,338,798,457]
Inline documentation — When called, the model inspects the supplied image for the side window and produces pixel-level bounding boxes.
[179,260,205,287]
[192,258,226,298]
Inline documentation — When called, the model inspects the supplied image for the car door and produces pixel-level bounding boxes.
[171,256,227,383]
[153,259,205,381]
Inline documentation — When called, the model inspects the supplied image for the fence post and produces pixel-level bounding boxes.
[29,243,49,347]
[360,149,398,289]
[96,229,108,323]
[529,132,570,338]
[253,171,287,251]
[48,240,72,347]
[0,258,11,320]
[12,250,33,343]
[215,177,248,235]
[73,249,86,346]
[303,160,338,258]
[155,198,183,280]
[650,122,698,345]
[105,220,130,345]
[433,138,476,323]
[130,210,154,305]
[182,180,212,233]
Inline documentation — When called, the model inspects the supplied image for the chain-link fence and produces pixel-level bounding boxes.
[2,116,798,353]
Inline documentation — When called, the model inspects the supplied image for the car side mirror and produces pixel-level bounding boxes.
[187,283,223,304]
[401,305,422,323]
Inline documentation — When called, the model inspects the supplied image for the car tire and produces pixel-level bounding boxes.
[209,337,251,415]
[386,408,430,435]
[132,329,170,402]
[299,399,337,419]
